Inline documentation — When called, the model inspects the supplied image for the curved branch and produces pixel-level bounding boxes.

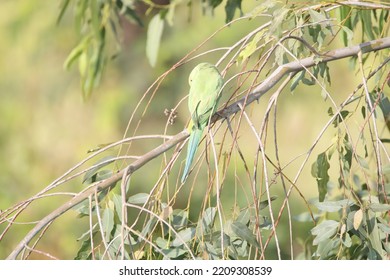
[6,131,188,260]
[6,36,390,259]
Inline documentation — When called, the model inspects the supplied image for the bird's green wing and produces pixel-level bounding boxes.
[181,63,223,183]
[188,63,223,127]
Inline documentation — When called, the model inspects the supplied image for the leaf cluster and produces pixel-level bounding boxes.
[74,156,279,259]
[75,167,277,260]
[306,198,390,260]
[58,0,244,97]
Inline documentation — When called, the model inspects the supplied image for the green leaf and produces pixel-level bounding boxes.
[366,210,385,259]
[63,36,91,70]
[353,209,363,230]
[139,218,157,240]
[341,232,352,248]
[96,169,114,182]
[212,231,230,249]
[360,10,375,41]
[378,10,389,36]
[204,241,221,260]
[127,193,150,205]
[224,0,242,23]
[238,30,264,63]
[90,0,101,36]
[294,212,320,222]
[246,7,266,20]
[166,0,178,26]
[357,155,369,169]
[102,207,114,240]
[361,105,366,119]
[309,9,327,24]
[171,209,188,230]
[346,210,368,239]
[259,216,272,230]
[274,46,288,66]
[301,75,315,86]
[87,33,105,99]
[146,13,164,67]
[83,155,115,184]
[342,135,353,171]
[172,227,196,247]
[231,221,261,249]
[340,26,354,46]
[311,152,330,202]
[236,208,250,225]
[156,237,169,249]
[382,164,390,175]
[290,70,305,91]
[78,51,88,76]
[57,0,70,25]
[332,110,349,127]
[383,241,390,255]
[111,193,123,221]
[269,7,289,39]
[208,0,223,9]
[314,199,353,212]
[109,227,131,259]
[197,207,216,236]
[75,0,89,32]
[339,6,352,46]
[378,95,390,132]
[314,238,340,259]
[318,62,331,84]
[259,196,277,210]
[369,203,390,213]
[115,0,143,26]
[231,238,248,258]
[73,199,93,217]
[74,236,92,260]
[311,220,339,245]
[160,247,187,259]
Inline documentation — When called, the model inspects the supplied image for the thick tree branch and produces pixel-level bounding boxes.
[213,37,390,122]
[6,36,390,259]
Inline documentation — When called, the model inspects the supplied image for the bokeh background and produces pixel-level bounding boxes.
[1,0,384,259]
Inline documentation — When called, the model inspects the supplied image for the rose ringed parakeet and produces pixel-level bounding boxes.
[181,63,223,183]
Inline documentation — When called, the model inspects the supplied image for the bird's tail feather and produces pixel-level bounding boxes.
[181,128,203,183]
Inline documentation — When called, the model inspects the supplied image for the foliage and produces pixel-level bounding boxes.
[58,0,243,98]
[307,197,390,259]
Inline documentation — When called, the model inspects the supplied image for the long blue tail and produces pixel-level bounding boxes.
[181,128,203,183]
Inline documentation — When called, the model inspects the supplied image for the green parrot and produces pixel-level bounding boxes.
[181,63,223,183]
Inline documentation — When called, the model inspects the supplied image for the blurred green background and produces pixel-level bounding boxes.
[1,0,381,259]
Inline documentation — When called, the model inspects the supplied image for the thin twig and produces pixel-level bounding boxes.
[237,103,282,259]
